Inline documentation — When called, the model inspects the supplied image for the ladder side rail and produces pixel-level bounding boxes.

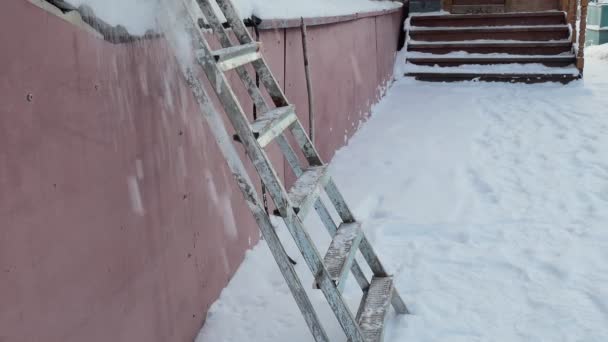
[195,44,368,342]
[276,131,370,292]
[205,1,398,285]
[289,117,410,314]
[390,287,410,315]
[196,0,268,112]
[185,3,366,339]
[325,179,410,313]
[213,0,289,107]
[186,70,333,342]
[275,134,304,177]
[179,0,410,335]
[206,1,363,233]
[212,2,397,296]
[313,198,371,291]
[284,217,367,342]
[288,120,358,222]
[289,120,324,166]
[208,0,253,43]
[181,1,289,210]
[163,2,334,340]
[328,178,411,313]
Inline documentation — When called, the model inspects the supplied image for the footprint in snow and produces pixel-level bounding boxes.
[583,290,608,319]
[466,168,499,204]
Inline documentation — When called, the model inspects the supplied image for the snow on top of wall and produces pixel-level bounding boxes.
[67,0,160,35]
[65,0,402,35]
[233,0,402,19]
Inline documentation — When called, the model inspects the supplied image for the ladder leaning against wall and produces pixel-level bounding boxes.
[161,0,411,341]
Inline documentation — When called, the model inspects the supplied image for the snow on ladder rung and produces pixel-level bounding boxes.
[287,166,330,220]
[210,42,261,72]
[251,105,297,148]
[314,222,363,291]
[357,276,394,342]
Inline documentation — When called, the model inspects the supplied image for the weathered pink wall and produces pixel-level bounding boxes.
[0,1,402,341]
[280,12,402,181]
[0,1,268,342]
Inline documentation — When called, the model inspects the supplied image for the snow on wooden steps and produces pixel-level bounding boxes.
[405,72,580,84]
[404,62,580,75]
[407,40,573,55]
[406,55,576,67]
[409,24,570,42]
[403,11,577,82]
[408,24,569,32]
[410,11,567,27]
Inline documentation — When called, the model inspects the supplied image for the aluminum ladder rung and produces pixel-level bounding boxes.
[212,42,260,61]
[251,105,297,147]
[287,166,330,219]
[202,42,262,72]
[315,222,363,291]
[357,276,395,342]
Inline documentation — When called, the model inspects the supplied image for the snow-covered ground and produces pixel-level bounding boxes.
[196,45,608,342]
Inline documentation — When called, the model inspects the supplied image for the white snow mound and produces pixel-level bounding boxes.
[586,43,608,61]
[195,47,608,342]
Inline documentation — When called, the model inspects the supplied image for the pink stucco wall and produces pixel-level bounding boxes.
[0,1,403,341]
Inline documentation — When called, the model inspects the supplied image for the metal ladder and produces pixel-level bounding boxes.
[162,1,410,341]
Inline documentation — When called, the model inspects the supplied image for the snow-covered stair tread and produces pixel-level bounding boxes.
[358,276,395,342]
[406,54,575,60]
[409,24,569,31]
[409,10,567,27]
[408,39,572,46]
[250,105,297,147]
[406,40,573,56]
[404,51,575,58]
[208,42,261,71]
[403,10,578,83]
[408,24,570,42]
[406,55,576,67]
[173,1,410,341]
[287,166,330,219]
[319,222,363,291]
[404,63,580,75]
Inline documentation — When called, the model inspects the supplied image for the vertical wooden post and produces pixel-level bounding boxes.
[301,18,315,143]
[578,0,589,72]
[568,0,577,44]
[443,0,453,13]
[504,0,513,12]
